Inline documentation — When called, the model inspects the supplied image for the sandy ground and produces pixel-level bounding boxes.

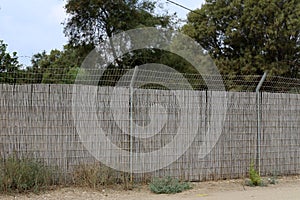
[1,176,299,200]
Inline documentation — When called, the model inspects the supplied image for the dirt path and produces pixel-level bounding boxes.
[1,176,299,200]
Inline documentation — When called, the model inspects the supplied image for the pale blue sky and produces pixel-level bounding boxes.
[0,0,204,66]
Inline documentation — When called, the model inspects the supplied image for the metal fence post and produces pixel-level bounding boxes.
[255,72,267,175]
[129,66,138,182]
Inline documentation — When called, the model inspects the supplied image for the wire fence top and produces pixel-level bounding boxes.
[1,67,300,93]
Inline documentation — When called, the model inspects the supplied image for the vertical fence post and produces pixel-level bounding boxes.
[129,66,138,182]
[255,72,267,175]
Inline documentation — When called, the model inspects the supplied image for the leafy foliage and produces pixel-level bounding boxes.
[0,40,20,83]
[182,0,300,77]
[25,44,92,84]
[149,176,192,194]
[0,155,54,193]
[64,0,174,46]
[248,162,262,186]
[63,0,183,73]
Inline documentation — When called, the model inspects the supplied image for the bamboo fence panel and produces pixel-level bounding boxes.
[261,92,300,175]
[0,84,299,181]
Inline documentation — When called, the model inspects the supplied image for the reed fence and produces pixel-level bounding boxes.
[0,73,299,182]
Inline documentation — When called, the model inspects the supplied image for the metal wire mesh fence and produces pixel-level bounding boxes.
[3,68,300,93]
[0,68,300,182]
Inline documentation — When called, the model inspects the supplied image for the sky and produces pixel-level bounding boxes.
[0,0,205,66]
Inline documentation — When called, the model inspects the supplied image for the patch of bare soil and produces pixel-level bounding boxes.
[1,176,299,200]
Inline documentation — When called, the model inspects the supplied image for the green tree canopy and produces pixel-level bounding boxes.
[26,44,92,84]
[63,0,180,74]
[182,0,300,77]
[64,0,174,46]
[0,40,20,83]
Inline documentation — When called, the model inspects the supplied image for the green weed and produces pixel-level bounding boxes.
[149,176,192,194]
[245,162,263,186]
[0,155,54,193]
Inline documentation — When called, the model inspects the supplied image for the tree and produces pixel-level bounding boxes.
[63,0,206,88]
[63,0,179,71]
[0,40,20,83]
[64,0,206,86]
[182,0,300,77]
[26,44,92,84]
[64,0,174,46]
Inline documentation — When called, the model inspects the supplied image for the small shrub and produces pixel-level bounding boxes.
[0,155,54,193]
[267,172,278,185]
[149,176,192,194]
[72,163,129,188]
[247,162,262,186]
